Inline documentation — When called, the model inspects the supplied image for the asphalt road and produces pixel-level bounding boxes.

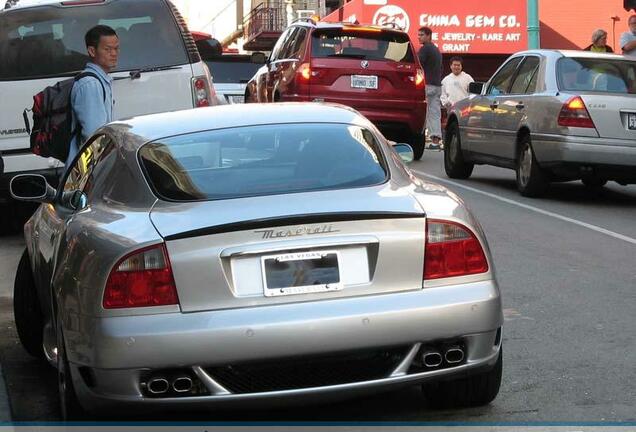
[0,150,635,422]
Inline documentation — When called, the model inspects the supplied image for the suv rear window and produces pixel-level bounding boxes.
[0,0,188,81]
[203,56,261,84]
[557,57,636,94]
[311,29,414,63]
[139,123,388,201]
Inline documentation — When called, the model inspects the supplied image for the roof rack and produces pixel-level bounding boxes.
[291,17,317,25]
[380,22,404,30]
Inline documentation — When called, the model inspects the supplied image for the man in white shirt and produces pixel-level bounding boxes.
[441,56,474,108]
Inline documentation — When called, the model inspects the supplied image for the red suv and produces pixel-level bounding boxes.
[245,20,427,159]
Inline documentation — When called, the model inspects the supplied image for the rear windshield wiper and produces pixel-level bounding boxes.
[115,65,184,80]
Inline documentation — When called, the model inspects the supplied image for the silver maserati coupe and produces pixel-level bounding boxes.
[10,103,503,419]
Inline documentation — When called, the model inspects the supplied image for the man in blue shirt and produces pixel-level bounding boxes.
[417,26,443,151]
[65,25,118,170]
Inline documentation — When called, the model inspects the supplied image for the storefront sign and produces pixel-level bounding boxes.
[323,0,527,54]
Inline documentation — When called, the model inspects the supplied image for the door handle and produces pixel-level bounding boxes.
[516,102,525,110]
[489,101,499,110]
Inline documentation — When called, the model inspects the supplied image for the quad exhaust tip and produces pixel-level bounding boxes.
[444,346,465,364]
[147,377,169,394]
[172,376,193,393]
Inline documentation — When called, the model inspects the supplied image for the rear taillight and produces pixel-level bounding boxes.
[298,62,311,81]
[403,69,425,89]
[557,96,595,128]
[103,244,179,309]
[192,76,212,107]
[424,219,489,280]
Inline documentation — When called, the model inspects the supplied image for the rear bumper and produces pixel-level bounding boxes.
[67,280,502,411]
[282,94,426,135]
[532,134,636,167]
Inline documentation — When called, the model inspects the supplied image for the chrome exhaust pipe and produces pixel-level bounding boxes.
[172,376,193,393]
[147,377,169,394]
[422,350,443,367]
[444,346,465,364]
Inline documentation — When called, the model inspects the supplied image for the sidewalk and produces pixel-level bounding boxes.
[0,364,10,421]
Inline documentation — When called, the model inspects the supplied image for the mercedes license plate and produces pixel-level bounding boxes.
[628,113,636,130]
[262,251,342,297]
[351,75,378,89]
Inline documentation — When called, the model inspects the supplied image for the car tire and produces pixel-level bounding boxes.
[409,132,425,161]
[422,348,503,409]
[444,121,474,179]
[57,314,87,421]
[13,249,44,359]
[581,177,607,189]
[516,135,549,197]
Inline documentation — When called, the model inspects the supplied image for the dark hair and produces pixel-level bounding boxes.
[449,56,463,64]
[418,26,432,36]
[85,25,117,49]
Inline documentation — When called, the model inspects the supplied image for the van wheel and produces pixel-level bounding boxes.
[422,349,503,408]
[14,249,44,359]
[408,132,425,160]
[516,136,549,197]
[444,121,473,179]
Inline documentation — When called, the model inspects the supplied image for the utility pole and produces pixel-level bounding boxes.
[527,0,540,49]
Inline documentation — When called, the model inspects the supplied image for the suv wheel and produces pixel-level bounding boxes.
[516,135,549,197]
[408,132,425,160]
[444,121,473,179]
[14,249,44,359]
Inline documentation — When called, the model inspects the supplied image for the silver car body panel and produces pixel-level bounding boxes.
[20,103,501,410]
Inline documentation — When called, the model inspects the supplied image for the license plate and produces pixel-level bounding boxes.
[351,75,378,89]
[227,95,245,104]
[628,113,636,130]
[261,251,342,297]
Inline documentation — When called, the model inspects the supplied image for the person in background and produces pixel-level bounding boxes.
[441,56,474,109]
[620,15,636,56]
[417,26,443,151]
[584,29,614,53]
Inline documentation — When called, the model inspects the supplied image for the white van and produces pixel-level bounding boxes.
[0,0,216,203]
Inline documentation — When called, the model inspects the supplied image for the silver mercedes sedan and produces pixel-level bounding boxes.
[10,103,502,419]
[445,49,636,197]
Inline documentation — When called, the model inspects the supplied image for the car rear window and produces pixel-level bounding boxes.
[557,57,636,94]
[311,29,414,63]
[204,57,261,84]
[0,0,188,81]
[139,123,388,202]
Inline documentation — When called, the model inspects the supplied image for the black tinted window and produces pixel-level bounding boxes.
[0,0,188,80]
[311,29,414,63]
[487,57,522,95]
[139,123,388,202]
[204,58,261,83]
[557,57,636,93]
[510,56,540,94]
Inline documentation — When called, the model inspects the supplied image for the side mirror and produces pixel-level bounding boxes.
[10,174,55,203]
[251,52,267,64]
[392,143,414,163]
[68,190,88,211]
[468,81,484,94]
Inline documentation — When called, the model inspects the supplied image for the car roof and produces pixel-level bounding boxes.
[1,0,108,12]
[512,49,630,61]
[106,103,372,145]
[291,19,407,35]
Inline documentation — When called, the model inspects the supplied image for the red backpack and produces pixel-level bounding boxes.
[23,72,105,162]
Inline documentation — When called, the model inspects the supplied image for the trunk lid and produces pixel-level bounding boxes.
[151,184,427,312]
[580,94,636,143]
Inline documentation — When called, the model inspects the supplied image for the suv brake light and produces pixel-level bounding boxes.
[192,76,212,107]
[558,96,595,128]
[424,219,489,280]
[103,244,179,309]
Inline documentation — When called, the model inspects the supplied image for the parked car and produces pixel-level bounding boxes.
[445,49,636,197]
[0,0,216,200]
[204,52,266,104]
[11,103,502,419]
[245,20,427,159]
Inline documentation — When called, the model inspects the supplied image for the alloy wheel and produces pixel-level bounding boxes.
[518,143,533,187]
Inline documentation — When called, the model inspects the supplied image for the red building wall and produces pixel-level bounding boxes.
[539,0,633,52]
